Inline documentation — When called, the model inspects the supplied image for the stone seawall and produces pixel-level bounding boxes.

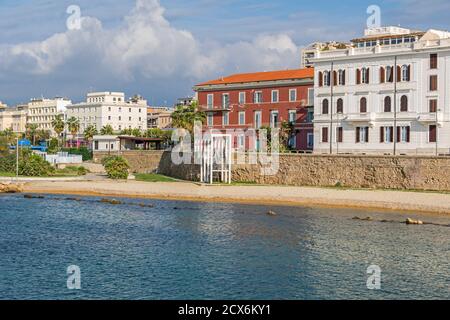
[93,151,450,191]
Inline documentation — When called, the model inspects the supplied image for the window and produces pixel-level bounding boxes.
[398,126,410,143]
[207,113,213,127]
[129,108,132,112]
[271,90,279,103]
[336,127,343,143]
[380,126,394,143]
[360,97,367,113]
[306,109,314,123]
[108,116,111,120]
[400,95,408,112]
[223,112,229,126]
[430,75,438,91]
[222,94,230,109]
[94,141,99,150]
[307,88,314,106]
[384,96,392,112]
[289,89,297,102]
[110,143,114,150]
[288,110,296,124]
[322,127,329,143]
[322,99,329,115]
[119,116,121,121]
[429,99,437,113]
[323,71,330,86]
[336,98,343,114]
[429,125,437,143]
[254,91,263,103]
[401,65,411,82]
[359,67,370,84]
[254,111,262,129]
[239,92,246,104]
[270,111,279,128]
[207,94,214,109]
[386,66,393,83]
[338,70,346,85]
[307,133,314,149]
[430,53,438,69]
[318,71,323,87]
[356,127,369,143]
[239,111,245,125]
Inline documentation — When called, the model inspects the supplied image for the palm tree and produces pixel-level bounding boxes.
[26,124,39,145]
[100,124,114,135]
[171,101,206,133]
[66,117,80,147]
[84,125,98,148]
[51,115,65,147]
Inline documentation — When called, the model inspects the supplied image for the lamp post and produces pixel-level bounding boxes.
[16,137,19,180]
[393,55,398,156]
[436,109,441,157]
[330,62,334,155]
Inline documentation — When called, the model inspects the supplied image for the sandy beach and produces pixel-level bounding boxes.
[15,179,450,215]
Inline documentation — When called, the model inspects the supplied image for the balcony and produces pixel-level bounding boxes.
[343,112,376,125]
[417,112,444,126]
[198,105,231,113]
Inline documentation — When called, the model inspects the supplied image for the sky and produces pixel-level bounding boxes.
[0,0,449,106]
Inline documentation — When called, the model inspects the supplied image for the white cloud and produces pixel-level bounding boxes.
[0,0,301,103]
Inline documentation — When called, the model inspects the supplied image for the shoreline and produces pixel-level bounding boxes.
[16,180,450,216]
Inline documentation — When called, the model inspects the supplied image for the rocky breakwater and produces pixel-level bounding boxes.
[0,182,24,193]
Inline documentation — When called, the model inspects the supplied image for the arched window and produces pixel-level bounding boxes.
[401,65,410,82]
[318,71,323,87]
[360,97,367,113]
[384,96,392,112]
[400,95,408,112]
[337,98,344,113]
[322,99,329,114]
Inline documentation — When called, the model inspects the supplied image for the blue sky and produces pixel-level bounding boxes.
[0,0,449,106]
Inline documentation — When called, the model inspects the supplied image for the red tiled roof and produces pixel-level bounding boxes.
[196,68,314,86]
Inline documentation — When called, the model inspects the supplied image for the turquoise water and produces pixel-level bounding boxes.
[0,194,448,300]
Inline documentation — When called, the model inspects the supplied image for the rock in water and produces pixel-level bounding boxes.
[0,183,23,193]
[406,218,423,225]
[267,210,277,216]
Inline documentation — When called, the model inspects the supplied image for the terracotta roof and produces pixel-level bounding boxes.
[196,68,314,87]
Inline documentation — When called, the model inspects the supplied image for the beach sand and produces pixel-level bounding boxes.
[19,180,450,215]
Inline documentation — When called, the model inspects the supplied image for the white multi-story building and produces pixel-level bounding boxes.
[66,92,147,136]
[312,26,450,155]
[27,97,72,135]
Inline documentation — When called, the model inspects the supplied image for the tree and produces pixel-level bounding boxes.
[132,128,142,137]
[51,115,65,147]
[171,101,206,133]
[26,124,39,145]
[84,125,98,145]
[67,117,80,144]
[100,124,114,135]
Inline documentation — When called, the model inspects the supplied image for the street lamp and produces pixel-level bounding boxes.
[436,108,441,157]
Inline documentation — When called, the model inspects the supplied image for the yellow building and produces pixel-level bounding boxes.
[0,102,28,133]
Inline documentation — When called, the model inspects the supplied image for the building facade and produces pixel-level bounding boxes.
[66,92,147,136]
[27,97,72,135]
[312,26,450,155]
[194,69,315,151]
[147,107,173,129]
[0,103,28,133]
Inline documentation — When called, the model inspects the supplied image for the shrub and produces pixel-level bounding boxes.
[19,154,55,177]
[0,153,16,172]
[76,166,89,176]
[47,138,59,154]
[61,147,92,161]
[103,156,129,180]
